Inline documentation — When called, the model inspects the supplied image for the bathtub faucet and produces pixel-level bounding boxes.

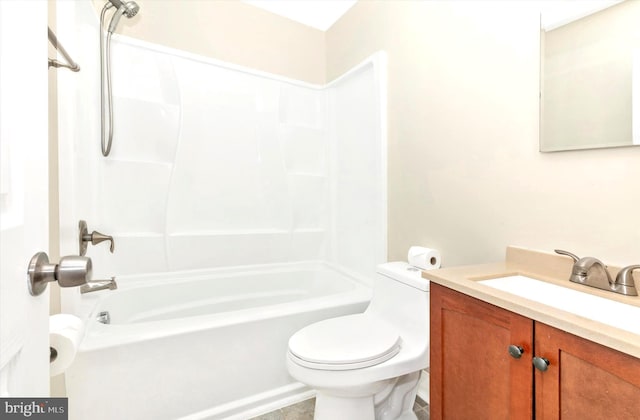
[80,277,117,294]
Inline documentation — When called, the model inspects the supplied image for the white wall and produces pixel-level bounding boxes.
[91,0,326,84]
[327,0,640,267]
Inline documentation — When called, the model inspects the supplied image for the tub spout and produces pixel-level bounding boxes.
[81,277,117,294]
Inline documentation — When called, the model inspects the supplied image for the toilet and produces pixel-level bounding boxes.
[287,262,429,420]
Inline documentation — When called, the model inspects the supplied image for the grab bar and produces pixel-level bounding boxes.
[48,27,80,72]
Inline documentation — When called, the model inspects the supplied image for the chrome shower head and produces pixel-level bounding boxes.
[108,0,140,18]
[106,0,140,33]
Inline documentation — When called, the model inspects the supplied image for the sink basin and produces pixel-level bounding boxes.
[479,275,640,335]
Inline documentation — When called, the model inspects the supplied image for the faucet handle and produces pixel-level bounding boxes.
[615,265,640,287]
[555,249,580,263]
[87,231,115,252]
[79,220,115,255]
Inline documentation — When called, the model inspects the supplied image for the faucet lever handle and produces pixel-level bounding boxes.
[79,220,115,255]
[87,231,115,253]
[555,249,580,263]
[615,265,640,287]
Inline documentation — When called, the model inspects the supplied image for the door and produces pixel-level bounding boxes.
[534,322,640,419]
[0,0,50,396]
[430,284,533,420]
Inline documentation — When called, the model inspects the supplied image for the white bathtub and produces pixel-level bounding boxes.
[65,262,371,420]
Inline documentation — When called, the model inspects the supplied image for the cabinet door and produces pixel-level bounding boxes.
[535,322,640,420]
[430,284,533,420]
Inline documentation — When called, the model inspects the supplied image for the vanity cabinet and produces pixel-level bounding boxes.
[430,283,640,420]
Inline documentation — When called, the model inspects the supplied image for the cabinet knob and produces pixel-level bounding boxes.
[508,344,524,359]
[532,356,550,372]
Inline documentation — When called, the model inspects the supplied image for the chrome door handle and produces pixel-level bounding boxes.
[27,252,92,296]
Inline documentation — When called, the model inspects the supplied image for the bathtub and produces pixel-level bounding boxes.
[65,262,371,420]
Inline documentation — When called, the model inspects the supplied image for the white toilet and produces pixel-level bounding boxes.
[287,262,429,420]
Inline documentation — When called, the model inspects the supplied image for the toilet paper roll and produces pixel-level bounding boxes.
[407,246,441,270]
[49,314,84,377]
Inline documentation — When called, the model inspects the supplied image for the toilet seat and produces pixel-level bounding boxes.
[288,314,401,371]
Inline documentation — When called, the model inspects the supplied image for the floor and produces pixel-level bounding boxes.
[249,396,430,420]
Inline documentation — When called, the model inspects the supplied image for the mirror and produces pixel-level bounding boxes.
[540,0,640,152]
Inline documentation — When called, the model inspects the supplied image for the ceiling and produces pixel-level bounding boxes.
[241,0,358,31]
[242,0,624,33]
[540,0,622,30]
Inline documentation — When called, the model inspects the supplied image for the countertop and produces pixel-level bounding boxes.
[422,246,640,359]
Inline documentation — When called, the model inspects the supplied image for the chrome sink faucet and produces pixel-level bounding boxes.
[555,250,640,296]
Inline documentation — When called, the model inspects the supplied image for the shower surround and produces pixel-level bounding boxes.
[55,2,386,419]
[57,20,386,285]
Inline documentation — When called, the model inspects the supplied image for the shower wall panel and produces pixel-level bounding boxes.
[61,36,331,278]
[328,62,387,281]
[165,56,328,271]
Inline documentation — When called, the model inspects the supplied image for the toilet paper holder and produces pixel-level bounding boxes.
[27,252,92,296]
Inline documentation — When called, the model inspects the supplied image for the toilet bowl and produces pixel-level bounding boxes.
[286,262,430,420]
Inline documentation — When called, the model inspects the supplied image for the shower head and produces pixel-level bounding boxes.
[108,0,140,18]
[106,0,140,34]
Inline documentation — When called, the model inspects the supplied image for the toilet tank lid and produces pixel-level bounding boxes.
[376,262,430,291]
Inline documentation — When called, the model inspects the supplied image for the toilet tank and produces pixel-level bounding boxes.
[365,262,430,334]
[376,262,430,291]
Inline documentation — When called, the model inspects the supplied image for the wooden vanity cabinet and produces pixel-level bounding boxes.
[535,322,640,419]
[430,283,533,420]
[430,283,640,420]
